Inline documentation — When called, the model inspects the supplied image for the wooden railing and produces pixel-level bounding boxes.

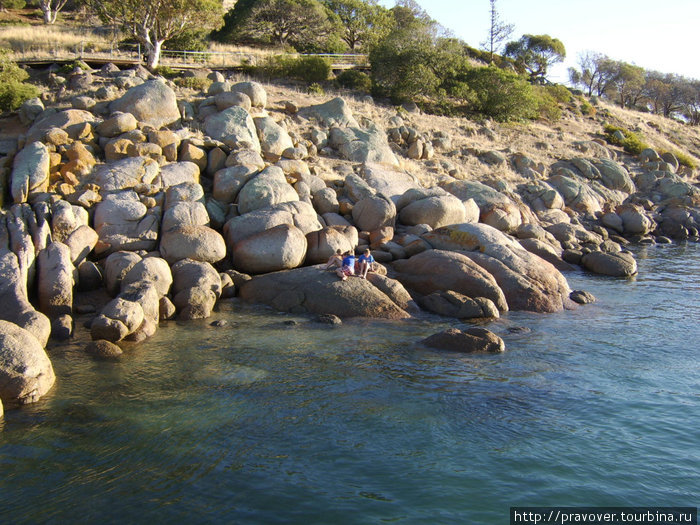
[13,42,369,70]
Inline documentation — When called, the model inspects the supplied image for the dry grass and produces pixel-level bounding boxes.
[0,24,113,56]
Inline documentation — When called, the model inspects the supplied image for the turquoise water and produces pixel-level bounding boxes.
[1,244,699,524]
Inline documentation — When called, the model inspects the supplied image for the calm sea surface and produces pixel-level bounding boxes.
[1,244,699,524]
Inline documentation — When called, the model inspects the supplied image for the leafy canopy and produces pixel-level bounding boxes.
[504,34,566,83]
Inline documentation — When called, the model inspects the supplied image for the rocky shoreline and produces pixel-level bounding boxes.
[0,63,698,413]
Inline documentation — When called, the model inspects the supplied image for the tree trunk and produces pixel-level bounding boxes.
[145,39,163,70]
[43,8,52,24]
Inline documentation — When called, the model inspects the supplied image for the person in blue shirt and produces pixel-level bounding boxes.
[336,251,355,281]
[357,249,375,279]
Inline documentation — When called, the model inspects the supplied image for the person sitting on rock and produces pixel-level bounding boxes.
[324,249,343,270]
[357,249,375,279]
[336,251,356,281]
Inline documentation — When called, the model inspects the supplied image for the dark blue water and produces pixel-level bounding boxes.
[1,244,699,524]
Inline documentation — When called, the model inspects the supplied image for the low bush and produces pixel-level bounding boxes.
[154,65,178,79]
[0,51,40,112]
[603,124,649,155]
[336,69,371,93]
[464,66,538,122]
[256,55,331,83]
[532,85,562,121]
[59,60,90,74]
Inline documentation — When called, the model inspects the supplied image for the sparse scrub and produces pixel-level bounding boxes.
[662,149,697,170]
[307,82,325,95]
[173,76,211,92]
[603,124,649,155]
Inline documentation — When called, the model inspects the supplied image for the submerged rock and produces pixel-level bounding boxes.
[421,327,505,353]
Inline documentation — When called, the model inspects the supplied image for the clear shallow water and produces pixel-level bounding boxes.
[1,244,699,524]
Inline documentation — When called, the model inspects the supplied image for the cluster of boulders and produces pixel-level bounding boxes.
[1,62,699,412]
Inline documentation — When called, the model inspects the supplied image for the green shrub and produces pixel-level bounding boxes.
[154,65,178,79]
[531,85,562,121]
[336,70,372,92]
[0,51,40,112]
[603,124,649,155]
[579,96,595,116]
[0,0,26,8]
[544,84,574,105]
[464,66,538,122]
[173,76,211,91]
[256,55,331,83]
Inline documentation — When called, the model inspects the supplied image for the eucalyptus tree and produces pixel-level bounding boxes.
[504,34,566,83]
[87,0,224,69]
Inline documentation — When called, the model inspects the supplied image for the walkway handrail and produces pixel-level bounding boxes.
[11,41,369,69]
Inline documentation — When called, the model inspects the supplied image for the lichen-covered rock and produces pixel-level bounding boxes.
[94,191,159,255]
[237,166,299,214]
[93,157,160,193]
[299,97,358,127]
[121,257,172,297]
[204,106,260,151]
[254,116,294,161]
[329,125,399,167]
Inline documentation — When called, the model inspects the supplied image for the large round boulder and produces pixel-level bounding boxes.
[231,81,267,108]
[232,223,307,274]
[352,195,396,232]
[399,194,466,229]
[204,105,260,151]
[239,266,410,319]
[581,251,638,277]
[392,249,507,312]
[109,79,180,128]
[0,320,56,406]
[422,223,574,313]
[305,226,358,265]
[121,257,172,297]
[237,167,298,214]
[160,225,226,265]
[171,259,222,320]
